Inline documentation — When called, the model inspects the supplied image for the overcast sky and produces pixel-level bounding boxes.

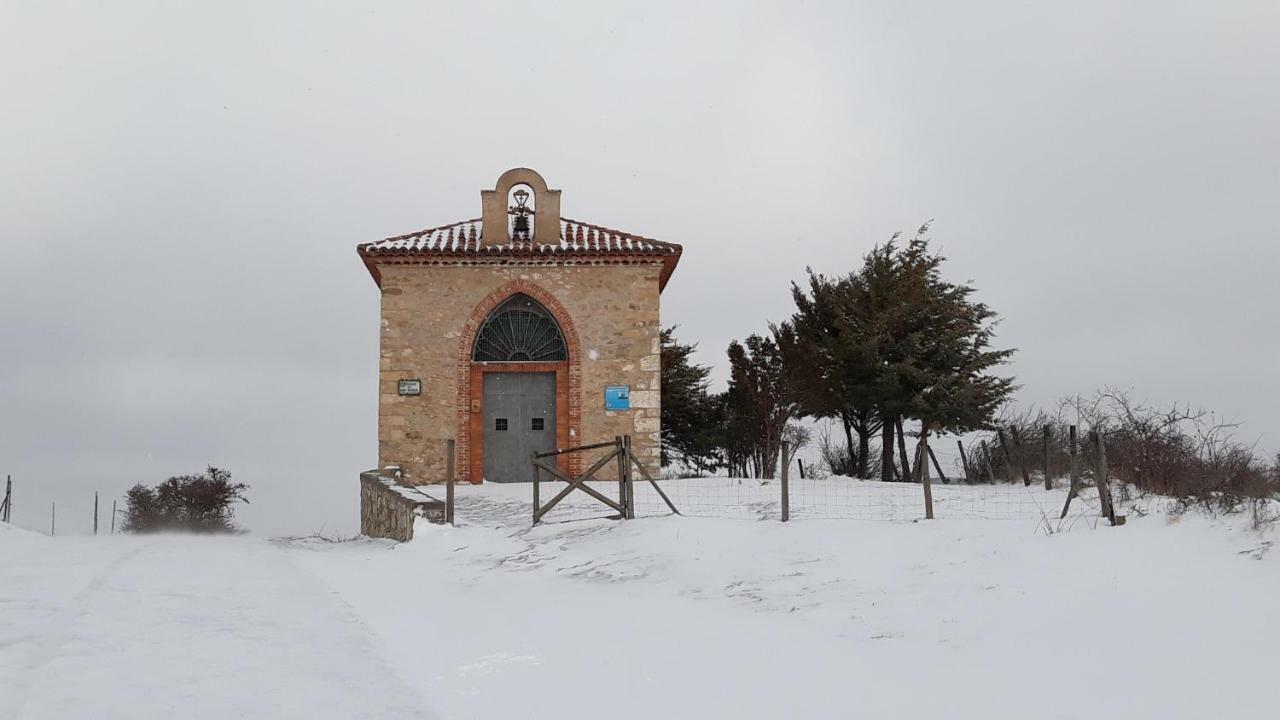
[2,1,1277,535]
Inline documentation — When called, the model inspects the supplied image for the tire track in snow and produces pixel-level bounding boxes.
[5,537,438,720]
[269,538,443,717]
[4,537,157,720]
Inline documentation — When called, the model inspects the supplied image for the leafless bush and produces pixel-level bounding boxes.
[814,420,881,478]
[978,388,1280,514]
[272,529,362,544]
[965,406,1069,484]
[1073,389,1275,507]
[1249,498,1279,531]
[816,421,856,477]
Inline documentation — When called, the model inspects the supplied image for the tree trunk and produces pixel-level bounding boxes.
[841,413,856,476]
[856,426,871,479]
[881,418,896,483]
[896,416,912,482]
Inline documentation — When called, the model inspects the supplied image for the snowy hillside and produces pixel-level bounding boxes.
[2,485,1276,719]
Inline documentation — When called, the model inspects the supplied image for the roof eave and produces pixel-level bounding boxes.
[658,245,682,293]
[358,244,683,292]
[357,245,384,287]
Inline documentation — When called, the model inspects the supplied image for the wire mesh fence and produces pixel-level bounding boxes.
[631,475,1106,526]
[516,429,1120,531]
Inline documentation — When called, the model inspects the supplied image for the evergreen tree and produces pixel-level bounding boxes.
[778,271,883,478]
[659,327,723,474]
[723,333,800,478]
[852,225,1016,480]
[780,223,1015,482]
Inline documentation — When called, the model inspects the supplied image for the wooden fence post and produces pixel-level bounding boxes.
[531,451,541,525]
[445,439,456,526]
[921,428,935,519]
[896,417,912,481]
[781,440,790,522]
[927,444,949,484]
[996,429,1015,483]
[111,499,117,534]
[980,440,997,483]
[1060,425,1079,519]
[51,501,55,536]
[1042,425,1052,490]
[614,436,627,519]
[623,435,636,520]
[1010,427,1032,486]
[957,441,972,483]
[798,458,805,480]
[1094,431,1121,525]
[94,491,99,535]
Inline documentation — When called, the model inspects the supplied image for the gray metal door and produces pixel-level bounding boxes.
[482,372,556,483]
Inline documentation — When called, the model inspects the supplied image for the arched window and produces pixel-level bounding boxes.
[472,294,568,362]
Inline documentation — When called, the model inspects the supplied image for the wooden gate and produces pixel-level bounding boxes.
[531,435,679,524]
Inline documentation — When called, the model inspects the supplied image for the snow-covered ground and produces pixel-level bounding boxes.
[2,485,1277,719]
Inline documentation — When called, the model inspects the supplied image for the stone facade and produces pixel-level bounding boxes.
[377,264,663,484]
[359,168,679,487]
[359,470,446,541]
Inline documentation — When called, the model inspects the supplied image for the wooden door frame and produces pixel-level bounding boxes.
[468,362,571,483]
[455,279,583,484]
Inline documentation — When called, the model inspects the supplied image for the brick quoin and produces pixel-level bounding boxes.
[456,279,583,482]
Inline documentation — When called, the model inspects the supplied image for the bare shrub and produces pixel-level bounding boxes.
[123,467,249,534]
[816,421,856,477]
[977,388,1280,514]
[965,406,1065,484]
[815,420,882,478]
[1249,497,1280,531]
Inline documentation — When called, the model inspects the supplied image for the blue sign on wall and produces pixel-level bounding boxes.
[604,385,631,410]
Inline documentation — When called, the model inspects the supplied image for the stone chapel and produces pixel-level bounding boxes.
[357,168,682,484]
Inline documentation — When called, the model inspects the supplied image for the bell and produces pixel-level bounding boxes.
[513,213,530,237]
[511,187,532,239]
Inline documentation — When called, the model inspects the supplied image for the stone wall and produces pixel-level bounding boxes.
[359,470,446,541]
[376,263,663,484]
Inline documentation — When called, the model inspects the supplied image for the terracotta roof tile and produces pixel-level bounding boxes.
[358,215,683,290]
[359,217,680,257]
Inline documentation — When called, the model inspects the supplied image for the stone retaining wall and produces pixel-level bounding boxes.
[359,469,446,541]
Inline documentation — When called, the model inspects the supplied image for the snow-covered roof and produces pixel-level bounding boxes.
[357,216,683,290]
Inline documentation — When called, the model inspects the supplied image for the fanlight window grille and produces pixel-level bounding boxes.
[472,294,568,362]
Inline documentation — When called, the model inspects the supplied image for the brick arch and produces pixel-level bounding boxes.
[456,279,582,482]
[491,167,551,196]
